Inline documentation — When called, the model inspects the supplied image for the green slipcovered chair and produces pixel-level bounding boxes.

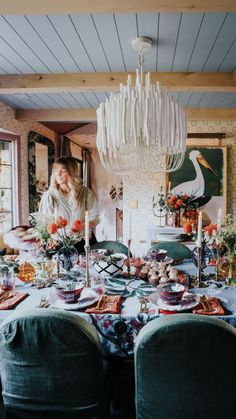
[135,314,236,419]
[90,240,131,257]
[147,241,192,262]
[0,309,107,419]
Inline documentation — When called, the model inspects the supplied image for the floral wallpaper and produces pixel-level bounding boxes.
[0,101,58,225]
[92,121,236,256]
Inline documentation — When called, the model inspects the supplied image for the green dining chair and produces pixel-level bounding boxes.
[90,240,131,257]
[135,314,236,419]
[0,308,108,419]
[147,241,192,262]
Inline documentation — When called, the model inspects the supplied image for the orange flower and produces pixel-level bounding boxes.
[203,223,217,236]
[72,219,83,232]
[174,204,179,209]
[47,223,58,235]
[168,196,176,204]
[176,199,184,206]
[56,216,68,228]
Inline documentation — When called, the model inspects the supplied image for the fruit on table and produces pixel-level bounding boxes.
[17,262,36,282]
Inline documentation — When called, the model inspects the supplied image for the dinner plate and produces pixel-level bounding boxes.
[157,235,182,242]
[149,292,200,312]
[105,277,126,290]
[51,289,99,311]
[161,257,174,265]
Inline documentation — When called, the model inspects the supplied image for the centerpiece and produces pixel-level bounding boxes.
[30,214,85,274]
[218,215,236,285]
[155,192,196,228]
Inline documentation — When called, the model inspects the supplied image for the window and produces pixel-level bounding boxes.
[0,135,19,232]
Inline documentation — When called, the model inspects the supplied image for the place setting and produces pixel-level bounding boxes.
[49,285,99,311]
[148,282,199,312]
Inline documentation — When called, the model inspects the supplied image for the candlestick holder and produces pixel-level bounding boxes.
[215,245,220,282]
[84,244,91,287]
[152,188,167,227]
[123,239,132,278]
[196,246,204,287]
[57,256,60,277]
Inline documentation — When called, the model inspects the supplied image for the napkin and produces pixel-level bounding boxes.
[159,297,225,316]
[85,295,122,314]
[159,309,178,315]
[192,296,225,315]
[0,290,29,310]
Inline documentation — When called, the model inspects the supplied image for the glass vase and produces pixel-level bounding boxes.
[172,211,181,228]
[57,245,78,273]
[225,251,236,286]
[181,208,198,229]
[192,245,212,271]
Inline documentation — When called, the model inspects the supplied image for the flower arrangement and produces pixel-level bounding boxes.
[47,216,83,247]
[156,193,196,214]
[219,215,236,277]
[202,223,218,247]
[30,214,84,259]
[219,215,236,253]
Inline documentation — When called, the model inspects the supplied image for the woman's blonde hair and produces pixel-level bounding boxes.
[50,156,82,209]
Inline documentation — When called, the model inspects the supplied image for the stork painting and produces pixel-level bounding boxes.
[169,146,226,224]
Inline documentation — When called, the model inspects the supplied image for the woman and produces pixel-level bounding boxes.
[39,156,99,250]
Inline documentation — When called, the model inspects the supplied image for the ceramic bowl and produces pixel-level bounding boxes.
[56,284,84,304]
[93,259,125,277]
[149,249,167,262]
[156,282,185,305]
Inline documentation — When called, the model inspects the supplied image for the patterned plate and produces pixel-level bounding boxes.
[149,292,200,312]
[51,289,99,311]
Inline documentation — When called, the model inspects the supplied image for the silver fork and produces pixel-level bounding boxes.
[139,296,149,313]
[39,295,50,308]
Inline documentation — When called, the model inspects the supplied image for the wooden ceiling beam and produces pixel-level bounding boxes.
[1,72,235,93]
[16,109,97,122]
[187,108,236,120]
[16,108,236,122]
[0,0,235,15]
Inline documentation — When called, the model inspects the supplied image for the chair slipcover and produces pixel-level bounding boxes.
[147,241,192,261]
[135,314,236,419]
[90,241,130,257]
[0,308,104,419]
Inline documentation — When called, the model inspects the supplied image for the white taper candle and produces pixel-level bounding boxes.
[197,211,202,248]
[217,208,222,234]
[128,209,131,241]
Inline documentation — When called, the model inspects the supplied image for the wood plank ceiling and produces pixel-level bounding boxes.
[0,1,235,134]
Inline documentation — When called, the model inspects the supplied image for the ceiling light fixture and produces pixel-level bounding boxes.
[96,37,187,174]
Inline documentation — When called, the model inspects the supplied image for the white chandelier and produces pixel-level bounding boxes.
[96,37,187,174]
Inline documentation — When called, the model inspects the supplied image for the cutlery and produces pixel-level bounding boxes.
[39,296,50,308]
[139,296,149,313]
[200,295,212,311]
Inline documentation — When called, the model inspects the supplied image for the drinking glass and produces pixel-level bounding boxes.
[0,271,15,291]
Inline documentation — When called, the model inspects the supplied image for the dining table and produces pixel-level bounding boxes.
[0,259,236,358]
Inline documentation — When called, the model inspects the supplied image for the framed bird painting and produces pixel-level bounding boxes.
[168,145,227,225]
